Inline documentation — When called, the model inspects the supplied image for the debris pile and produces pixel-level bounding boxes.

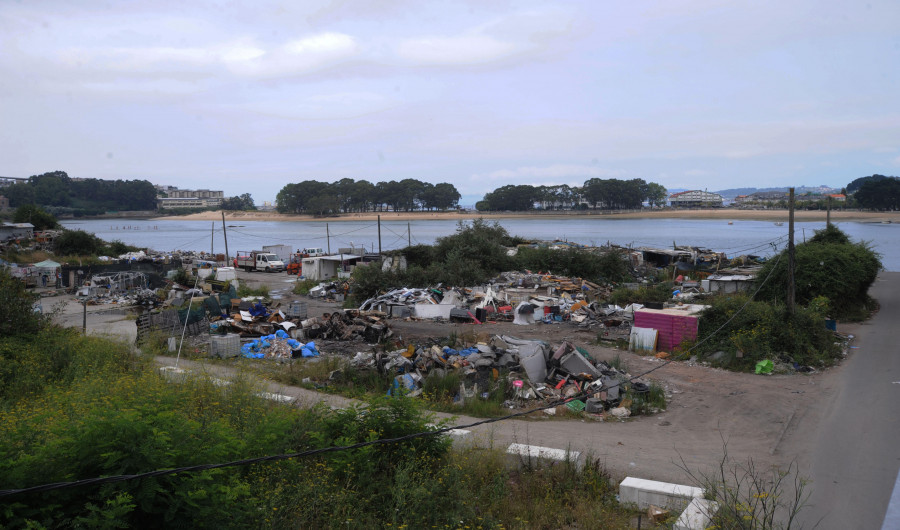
[350,335,658,416]
[240,330,319,360]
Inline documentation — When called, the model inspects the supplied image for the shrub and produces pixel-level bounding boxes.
[693,294,841,370]
[754,226,881,319]
[53,229,105,256]
[0,267,45,339]
[608,282,673,306]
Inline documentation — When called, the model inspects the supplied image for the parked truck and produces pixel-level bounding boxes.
[235,251,285,272]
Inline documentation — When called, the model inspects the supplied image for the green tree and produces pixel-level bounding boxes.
[646,182,668,207]
[854,176,900,211]
[12,204,57,230]
[221,193,256,210]
[478,185,538,211]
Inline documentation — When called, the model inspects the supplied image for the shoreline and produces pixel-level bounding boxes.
[153,208,900,223]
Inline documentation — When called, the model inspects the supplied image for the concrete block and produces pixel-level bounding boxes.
[506,443,580,469]
[674,498,719,530]
[618,477,703,511]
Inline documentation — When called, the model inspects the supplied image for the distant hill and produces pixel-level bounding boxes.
[714,185,838,199]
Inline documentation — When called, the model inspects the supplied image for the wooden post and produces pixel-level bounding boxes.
[378,215,382,255]
[788,188,795,314]
[326,223,331,254]
[221,212,229,263]
[827,196,832,227]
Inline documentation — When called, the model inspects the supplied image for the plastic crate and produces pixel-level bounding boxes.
[210,334,240,358]
[288,301,308,319]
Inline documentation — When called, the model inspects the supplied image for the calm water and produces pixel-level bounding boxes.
[60,217,900,271]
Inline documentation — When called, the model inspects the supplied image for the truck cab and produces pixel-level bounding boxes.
[236,251,285,272]
[301,247,326,257]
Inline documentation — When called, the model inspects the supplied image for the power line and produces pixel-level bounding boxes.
[0,248,786,498]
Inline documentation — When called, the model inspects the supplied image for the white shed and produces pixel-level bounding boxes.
[301,254,362,281]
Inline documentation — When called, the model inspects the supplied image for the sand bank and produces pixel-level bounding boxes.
[156,209,900,224]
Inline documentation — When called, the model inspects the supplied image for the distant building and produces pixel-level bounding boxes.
[157,188,224,209]
[669,190,724,208]
[827,193,846,202]
[0,222,34,242]
[0,176,27,188]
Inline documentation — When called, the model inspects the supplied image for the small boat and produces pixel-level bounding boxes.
[774,222,784,226]
[728,221,733,225]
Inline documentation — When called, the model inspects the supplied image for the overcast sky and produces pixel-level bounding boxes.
[2,0,898,205]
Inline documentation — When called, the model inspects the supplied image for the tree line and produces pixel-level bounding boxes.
[851,174,900,211]
[2,171,158,214]
[475,178,668,211]
[276,178,461,215]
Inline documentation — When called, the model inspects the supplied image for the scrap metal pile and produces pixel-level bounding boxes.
[350,335,654,417]
[212,301,393,344]
[355,270,640,339]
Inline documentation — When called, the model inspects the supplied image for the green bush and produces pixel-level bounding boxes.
[692,294,841,370]
[0,267,45,339]
[53,229,105,256]
[102,239,140,256]
[292,278,318,295]
[608,282,673,306]
[754,226,881,319]
[514,247,632,282]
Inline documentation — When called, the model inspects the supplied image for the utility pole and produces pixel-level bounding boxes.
[326,223,331,254]
[377,215,382,255]
[787,187,796,315]
[407,221,411,247]
[221,212,230,264]
[211,223,214,255]
[826,195,832,227]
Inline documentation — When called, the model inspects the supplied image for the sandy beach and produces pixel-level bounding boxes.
[156,208,900,223]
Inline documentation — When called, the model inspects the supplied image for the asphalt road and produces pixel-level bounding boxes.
[797,272,900,529]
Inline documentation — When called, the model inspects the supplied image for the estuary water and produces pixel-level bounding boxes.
[60,217,900,271]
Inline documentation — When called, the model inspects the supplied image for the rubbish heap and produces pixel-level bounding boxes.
[240,329,320,360]
[350,335,655,417]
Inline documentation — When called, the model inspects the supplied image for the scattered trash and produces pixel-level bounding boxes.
[754,359,774,375]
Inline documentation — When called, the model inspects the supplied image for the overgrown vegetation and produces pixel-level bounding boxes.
[678,440,813,529]
[754,225,881,319]
[51,228,141,257]
[292,277,319,295]
[691,294,841,370]
[236,282,269,298]
[1,316,638,527]
[0,267,47,339]
[608,282,674,306]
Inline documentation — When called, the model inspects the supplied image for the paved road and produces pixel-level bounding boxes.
[795,272,900,529]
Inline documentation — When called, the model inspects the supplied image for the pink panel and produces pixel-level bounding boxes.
[634,311,698,351]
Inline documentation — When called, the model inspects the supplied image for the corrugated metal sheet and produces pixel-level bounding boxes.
[634,310,699,351]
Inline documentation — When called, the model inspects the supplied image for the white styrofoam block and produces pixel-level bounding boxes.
[506,443,580,463]
[674,497,719,530]
[619,477,704,510]
[413,304,453,319]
